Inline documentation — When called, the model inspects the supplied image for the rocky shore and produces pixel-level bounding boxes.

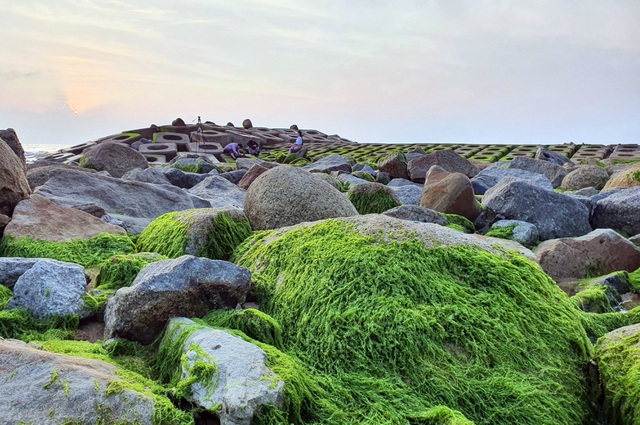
[1,122,640,424]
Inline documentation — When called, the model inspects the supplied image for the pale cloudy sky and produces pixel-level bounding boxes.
[1,0,639,147]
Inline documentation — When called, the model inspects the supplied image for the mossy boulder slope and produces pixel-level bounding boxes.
[233,215,595,424]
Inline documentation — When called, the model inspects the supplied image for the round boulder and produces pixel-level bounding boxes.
[561,165,610,191]
[80,143,149,178]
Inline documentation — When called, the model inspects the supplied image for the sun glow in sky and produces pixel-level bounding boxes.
[1,1,639,147]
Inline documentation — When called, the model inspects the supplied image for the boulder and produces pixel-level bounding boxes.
[346,182,402,214]
[172,117,187,126]
[163,318,284,424]
[377,152,408,179]
[534,147,574,167]
[387,178,422,188]
[6,259,88,318]
[486,219,539,248]
[0,139,31,216]
[237,163,269,190]
[574,187,600,197]
[303,154,352,174]
[480,177,591,241]
[169,154,218,174]
[27,163,98,191]
[601,163,640,192]
[591,187,640,236]
[407,150,479,183]
[0,258,53,289]
[187,175,246,209]
[121,167,172,185]
[391,184,423,205]
[560,165,610,191]
[159,167,208,189]
[535,228,640,281]
[80,143,149,178]
[420,166,481,221]
[383,205,448,225]
[507,156,567,188]
[218,169,248,185]
[0,128,26,171]
[103,255,251,344]
[336,173,370,188]
[235,157,279,171]
[3,194,126,242]
[242,118,253,129]
[35,168,210,234]
[471,165,554,195]
[0,339,159,424]
[244,166,358,230]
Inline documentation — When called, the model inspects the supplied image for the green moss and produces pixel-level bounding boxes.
[0,233,135,268]
[571,285,615,314]
[202,308,284,349]
[136,210,252,260]
[444,214,476,233]
[485,224,516,240]
[629,268,640,292]
[347,185,401,214]
[97,253,167,291]
[353,171,375,182]
[580,310,640,343]
[232,219,595,424]
[171,164,202,174]
[0,285,13,309]
[0,309,78,342]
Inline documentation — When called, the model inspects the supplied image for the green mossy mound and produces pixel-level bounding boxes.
[0,233,136,268]
[0,308,78,342]
[347,183,402,214]
[445,214,476,233]
[485,224,516,240]
[232,219,595,424]
[136,209,252,260]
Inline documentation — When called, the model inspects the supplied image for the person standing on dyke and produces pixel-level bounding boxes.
[289,130,303,154]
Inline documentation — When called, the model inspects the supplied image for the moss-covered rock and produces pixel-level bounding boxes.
[136,208,252,260]
[444,213,476,233]
[346,182,402,214]
[232,216,595,424]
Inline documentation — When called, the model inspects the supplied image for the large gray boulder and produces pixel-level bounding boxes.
[591,187,640,236]
[534,147,574,167]
[0,339,161,425]
[35,168,210,234]
[163,318,284,425]
[0,257,41,289]
[471,165,554,195]
[507,157,567,188]
[391,184,423,205]
[27,163,98,190]
[6,259,88,318]
[104,255,251,344]
[121,167,172,185]
[0,138,30,216]
[80,143,149,178]
[480,177,591,241]
[383,205,448,225]
[244,166,358,230]
[560,165,610,191]
[187,175,247,209]
[303,153,352,174]
[407,149,479,183]
[535,228,640,281]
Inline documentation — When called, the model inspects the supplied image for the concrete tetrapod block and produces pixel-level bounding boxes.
[153,132,190,151]
[190,129,230,146]
[186,142,224,156]
[98,132,142,146]
[138,142,178,161]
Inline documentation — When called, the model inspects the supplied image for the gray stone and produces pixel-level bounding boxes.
[353,164,376,176]
[377,153,408,180]
[534,147,574,167]
[336,173,370,188]
[0,139,30,216]
[169,154,218,174]
[592,187,640,236]
[561,165,610,191]
[104,255,251,344]
[303,153,352,174]
[574,187,600,197]
[7,259,88,319]
[471,166,554,195]
[235,157,279,171]
[35,168,210,234]
[218,170,248,185]
[507,156,567,188]
[488,220,539,248]
[391,184,423,205]
[383,205,448,225]
[121,167,172,185]
[0,257,46,289]
[0,339,157,425]
[244,166,358,230]
[407,150,479,183]
[27,163,97,191]
[187,175,247,209]
[80,143,149,178]
[163,318,284,425]
[161,167,208,189]
[480,177,591,241]
[588,272,631,296]
[387,178,422,188]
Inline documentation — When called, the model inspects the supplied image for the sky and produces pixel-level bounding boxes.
[1,0,639,147]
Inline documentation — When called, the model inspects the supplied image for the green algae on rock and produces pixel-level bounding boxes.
[0,233,135,268]
[346,182,402,214]
[232,215,596,424]
[136,208,252,260]
[444,213,476,233]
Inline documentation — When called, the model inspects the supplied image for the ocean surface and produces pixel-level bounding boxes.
[22,144,72,163]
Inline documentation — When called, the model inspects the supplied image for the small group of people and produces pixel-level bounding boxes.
[222,139,261,159]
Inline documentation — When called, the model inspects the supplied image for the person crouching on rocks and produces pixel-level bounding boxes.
[289,130,303,154]
[246,140,261,156]
[223,142,245,159]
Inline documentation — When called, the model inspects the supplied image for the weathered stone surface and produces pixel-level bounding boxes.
[80,143,149,178]
[383,205,448,225]
[420,166,481,221]
[218,169,248,185]
[591,187,640,236]
[535,147,574,167]
[0,139,31,216]
[27,163,98,191]
[601,163,640,192]
[7,259,88,318]
[407,150,479,183]
[391,184,423,205]
[488,219,539,248]
[535,228,640,281]
[303,154,352,174]
[471,165,554,195]
[164,318,284,425]
[387,178,421,188]
[121,167,172,185]
[0,213,9,235]
[235,157,278,171]
[0,339,156,425]
[35,168,210,234]
[4,194,126,242]
[561,165,610,191]
[244,166,358,230]
[237,164,269,190]
[574,187,600,197]
[169,154,218,174]
[242,118,253,129]
[0,257,42,289]
[377,153,408,179]
[480,177,591,241]
[187,175,246,209]
[629,234,640,247]
[160,167,208,189]
[104,255,251,344]
[336,173,370,188]
[0,128,26,171]
[507,156,567,188]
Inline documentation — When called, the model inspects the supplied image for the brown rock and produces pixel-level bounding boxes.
[80,143,149,178]
[0,139,31,216]
[408,149,479,183]
[420,166,481,221]
[172,117,186,126]
[237,164,269,190]
[377,152,408,179]
[560,165,610,191]
[0,128,26,171]
[535,228,640,281]
[4,194,125,243]
[601,163,640,192]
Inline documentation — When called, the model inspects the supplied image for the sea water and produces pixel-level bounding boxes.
[21,144,72,164]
